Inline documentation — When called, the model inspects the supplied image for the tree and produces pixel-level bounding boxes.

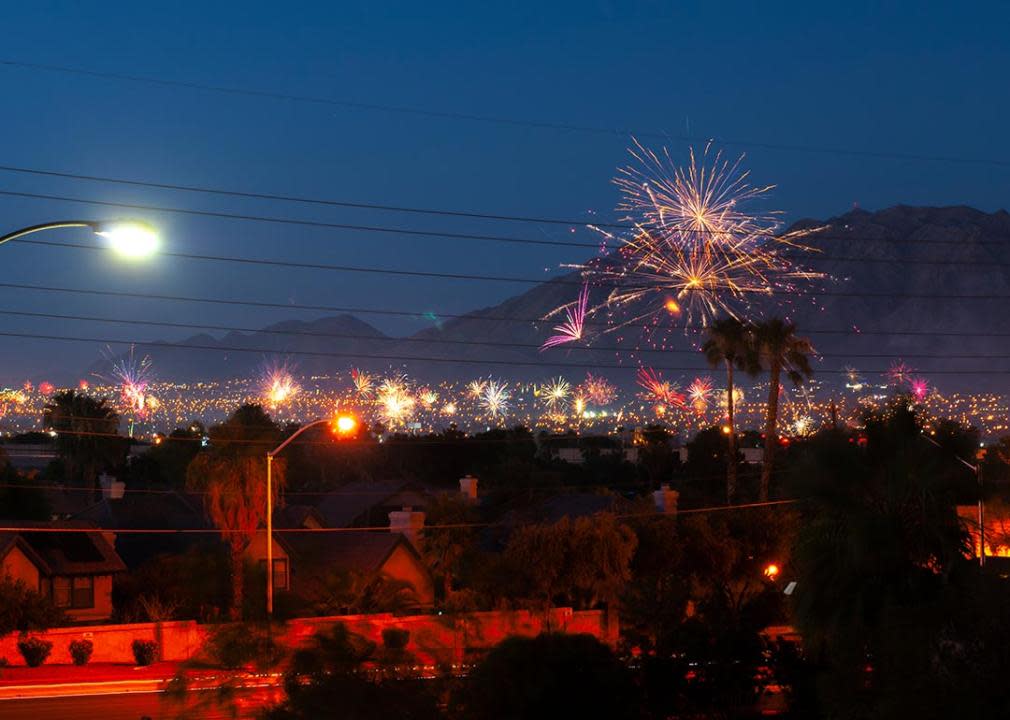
[43,390,125,496]
[186,405,284,620]
[753,318,814,501]
[0,575,65,636]
[422,494,478,602]
[451,634,639,720]
[702,318,759,502]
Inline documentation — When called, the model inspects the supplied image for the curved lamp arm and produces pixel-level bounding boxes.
[0,221,94,247]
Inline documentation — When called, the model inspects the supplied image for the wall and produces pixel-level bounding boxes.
[381,544,435,606]
[0,609,614,667]
[2,545,40,588]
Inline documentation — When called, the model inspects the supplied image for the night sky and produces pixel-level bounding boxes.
[1,1,1008,383]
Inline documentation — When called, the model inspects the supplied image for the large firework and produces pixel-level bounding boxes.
[586,141,822,329]
[102,346,156,417]
[539,377,571,410]
[686,376,714,411]
[580,373,617,406]
[479,380,511,419]
[351,368,374,398]
[637,367,684,406]
[541,283,590,350]
[377,374,415,427]
[261,361,300,409]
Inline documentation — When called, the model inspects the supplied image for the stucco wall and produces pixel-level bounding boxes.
[1,546,41,588]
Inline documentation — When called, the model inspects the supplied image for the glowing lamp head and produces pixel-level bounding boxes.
[764,563,780,580]
[721,425,732,435]
[94,220,159,259]
[333,414,358,436]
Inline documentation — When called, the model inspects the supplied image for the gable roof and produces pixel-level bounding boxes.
[0,522,127,576]
[280,531,418,577]
[313,480,407,528]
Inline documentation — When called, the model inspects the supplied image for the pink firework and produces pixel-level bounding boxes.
[637,367,684,406]
[909,377,929,401]
[541,283,589,351]
[38,381,55,396]
[687,377,714,410]
[581,373,617,406]
[888,361,913,386]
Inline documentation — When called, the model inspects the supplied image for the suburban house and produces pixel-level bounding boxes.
[0,522,127,622]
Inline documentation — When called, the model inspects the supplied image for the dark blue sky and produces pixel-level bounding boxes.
[1,1,1008,383]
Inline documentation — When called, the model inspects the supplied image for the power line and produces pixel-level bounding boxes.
[3,187,1010,253]
[5,308,1010,360]
[2,59,1006,168]
[6,280,1010,339]
[0,328,1009,373]
[17,236,1010,299]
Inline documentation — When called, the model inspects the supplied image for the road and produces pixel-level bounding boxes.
[0,688,279,720]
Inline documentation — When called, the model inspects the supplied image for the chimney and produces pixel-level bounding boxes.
[389,506,425,546]
[459,475,478,502]
[653,484,679,515]
[99,473,126,500]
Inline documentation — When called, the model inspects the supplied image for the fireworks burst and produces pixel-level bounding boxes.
[377,375,415,427]
[888,361,914,387]
[539,377,571,410]
[351,368,373,398]
[687,377,714,411]
[261,362,299,409]
[467,379,487,398]
[419,389,439,408]
[909,377,930,402]
[104,346,155,416]
[479,380,510,419]
[541,283,590,350]
[637,367,684,406]
[580,373,617,406]
[584,140,822,330]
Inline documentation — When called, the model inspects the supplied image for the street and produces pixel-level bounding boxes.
[0,688,278,720]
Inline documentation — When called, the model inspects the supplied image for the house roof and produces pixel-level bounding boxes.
[313,479,407,528]
[275,504,325,529]
[0,521,127,576]
[280,531,417,577]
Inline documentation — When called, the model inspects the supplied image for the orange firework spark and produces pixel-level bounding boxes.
[586,140,822,329]
[580,373,617,406]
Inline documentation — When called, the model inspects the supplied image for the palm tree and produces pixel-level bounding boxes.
[186,405,284,620]
[753,318,814,501]
[702,318,759,502]
[43,390,124,497]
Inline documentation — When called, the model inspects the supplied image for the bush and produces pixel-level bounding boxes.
[132,639,157,666]
[17,637,53,667]
[381,627,410,651]
[69,639,94,666]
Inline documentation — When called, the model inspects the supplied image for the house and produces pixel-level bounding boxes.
[0,522,127,622]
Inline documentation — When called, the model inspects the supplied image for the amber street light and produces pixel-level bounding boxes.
[264,413,359,617]
[0,219,159,258]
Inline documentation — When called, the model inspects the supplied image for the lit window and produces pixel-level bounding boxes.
[72,577,94,608]
[53,577,71,608]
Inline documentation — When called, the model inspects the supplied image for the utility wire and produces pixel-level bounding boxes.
[0,328,1008,373]
[4,307,1010,360]
[16,236,1010,299]
[3,281,1010,339]
[1,59,1006,168]
[2,187,1010,252]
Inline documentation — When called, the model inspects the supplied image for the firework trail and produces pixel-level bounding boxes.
[541,283,590,350]
[580,373,617,406]
[480,380,510,419]
[581,140,822,331]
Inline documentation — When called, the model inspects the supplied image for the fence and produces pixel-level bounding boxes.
[0,607,615,667]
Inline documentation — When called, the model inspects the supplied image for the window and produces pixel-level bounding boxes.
[258,559,289,590]
[53,577,71,608]
[72,577,94,608]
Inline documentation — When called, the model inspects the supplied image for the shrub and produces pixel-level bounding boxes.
[381,628,410,651]
[205,623,282,670]
[69,639,94,666]
[132,639,157,666]
[17,636,53,667]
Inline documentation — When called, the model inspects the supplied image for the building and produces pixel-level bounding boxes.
[0,522,127,622]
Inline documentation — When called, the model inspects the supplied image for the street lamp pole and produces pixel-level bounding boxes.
[0,219,159,257]
[264,418,335,618]
[923,433,984,568]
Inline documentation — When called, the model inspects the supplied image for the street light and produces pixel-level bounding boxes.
[0,219,159,259]
[264,413,359,617]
